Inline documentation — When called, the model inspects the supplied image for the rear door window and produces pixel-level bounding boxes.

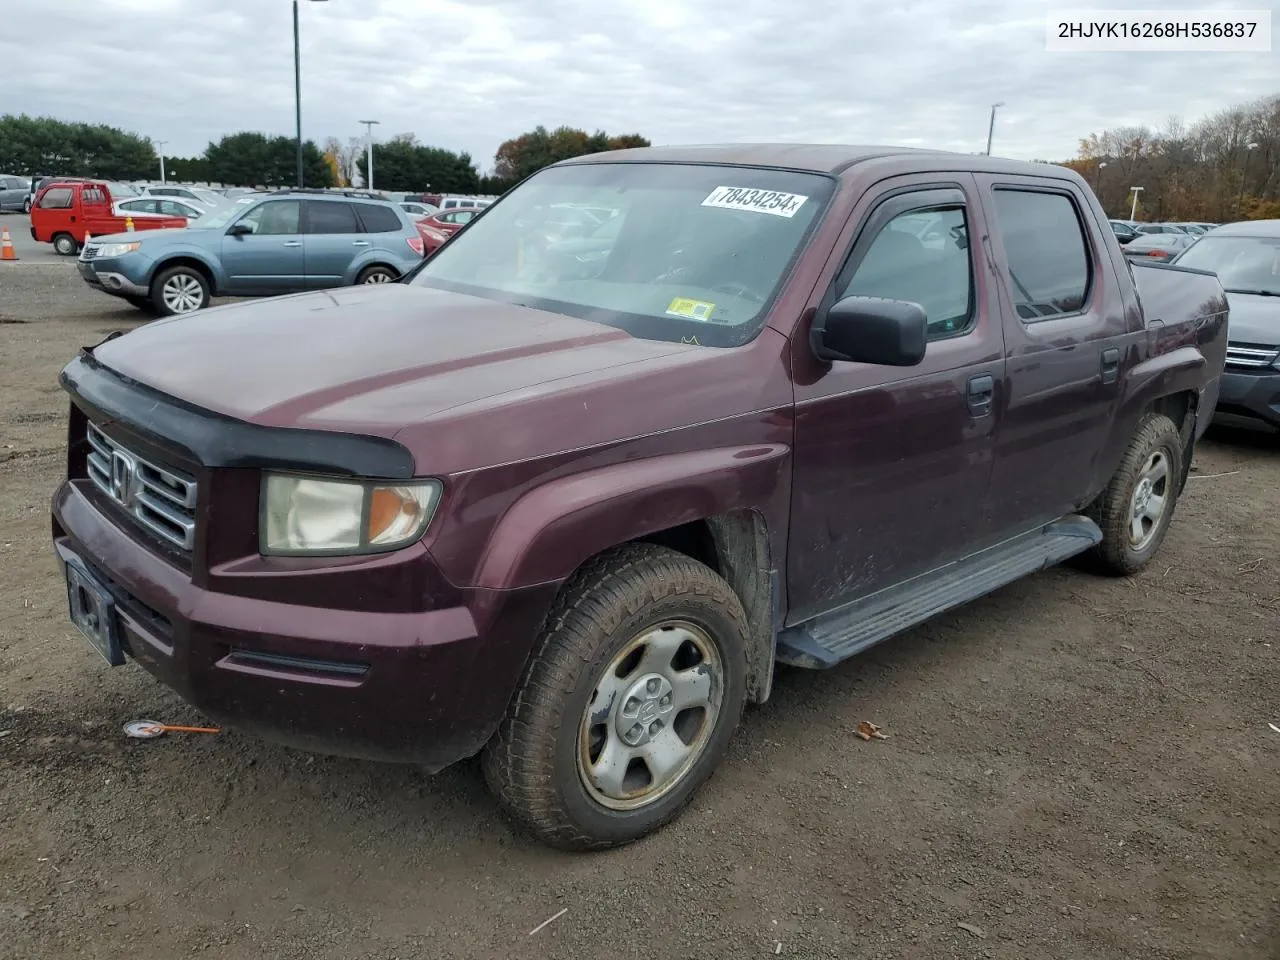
[991,189,1092,320]
[304,200,361,234]
[353,203,403,233]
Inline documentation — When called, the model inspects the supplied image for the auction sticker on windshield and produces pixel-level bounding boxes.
[666,297,716,321]
[701,186,808,218]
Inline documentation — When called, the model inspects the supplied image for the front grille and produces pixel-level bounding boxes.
[79,243,100,261]
[1225,343,1280,369]
[85,423,197,551]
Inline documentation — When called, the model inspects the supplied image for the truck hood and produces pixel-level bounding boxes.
[91,284,703,436]
[1225,292,1280,346]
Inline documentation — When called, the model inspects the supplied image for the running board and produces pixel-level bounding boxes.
[776,515,1102,669]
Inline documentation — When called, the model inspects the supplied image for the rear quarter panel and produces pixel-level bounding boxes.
[1101,261,1228,475]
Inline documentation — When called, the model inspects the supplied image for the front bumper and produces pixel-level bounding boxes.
[1214,368,1280,430]
[51,478,557,769]
[77,258,150,297]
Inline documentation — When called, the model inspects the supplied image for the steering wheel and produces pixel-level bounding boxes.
[709,280,766,304]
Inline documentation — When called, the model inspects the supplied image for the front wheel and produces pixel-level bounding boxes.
[1085,412,1184,575]
[482,544,749,851]
[52,233,79,256]
[151,265,210,316]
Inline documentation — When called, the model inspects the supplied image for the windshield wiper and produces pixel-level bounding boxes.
[1224,288,1280,297]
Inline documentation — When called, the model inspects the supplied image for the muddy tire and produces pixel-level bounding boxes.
[1085,413,1184,576]
[482,543,749,851]
[52,233,78,256]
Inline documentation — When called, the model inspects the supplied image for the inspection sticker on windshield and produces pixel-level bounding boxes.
[701,186,808,218]
[666,297,716,321]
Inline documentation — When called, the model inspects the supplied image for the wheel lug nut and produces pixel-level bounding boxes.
[646,678,659,694]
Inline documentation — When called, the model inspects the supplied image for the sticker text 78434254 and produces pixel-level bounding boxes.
[701,186,808,218]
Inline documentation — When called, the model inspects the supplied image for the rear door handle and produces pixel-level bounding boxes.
[967,374,994,418]
[352,240,370,246]
[283,240,302,247]
[1101,347,1120,384]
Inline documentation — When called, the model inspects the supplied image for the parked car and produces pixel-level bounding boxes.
[31,180,187,255]
[0,174,29,212]
[1170,219,1280,432]
[1135,222,1190,235]
[439,196,492,211]
[75,191,425,315]
[50,144,1226,851]
[1121,231,1197,262]
[400,201,438,218]
[116,196,212,221]
[145,185,228,208]
[1109,219,1141,244]
[420,207,482,235]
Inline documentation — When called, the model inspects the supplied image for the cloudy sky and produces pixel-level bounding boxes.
[3,0,1275,171]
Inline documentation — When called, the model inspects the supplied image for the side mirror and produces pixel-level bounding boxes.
[810,295,927,366]
[227,222,252,237]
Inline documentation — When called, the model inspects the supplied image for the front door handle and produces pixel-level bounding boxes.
[352,240,370,247]
[283,240,302,247]
[967,374,994,418]
[1101,347,1120,384]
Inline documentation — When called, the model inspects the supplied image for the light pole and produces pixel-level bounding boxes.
[1095,160,1107,196]
[359,119,380,191]
[153,139,168,184]
[294,0,329,188]
[1128,185,1144,222]
[985,102,1004,156]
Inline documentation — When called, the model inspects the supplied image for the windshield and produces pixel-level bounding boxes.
[408,162,834,346]
[1174,235,1280,295]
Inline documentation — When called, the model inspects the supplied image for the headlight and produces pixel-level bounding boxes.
[260,473,442,555]
[98,241,141,257]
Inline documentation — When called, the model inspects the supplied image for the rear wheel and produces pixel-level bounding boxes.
[482,544,749,851]
[150,265,209,316]
[356,265,397,284]
[52,233,79,256]
[23,197,31,214]
[1085,413,1184,575]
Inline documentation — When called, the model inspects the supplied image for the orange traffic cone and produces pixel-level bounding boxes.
[124,216,135,232]
[0,226,18,262]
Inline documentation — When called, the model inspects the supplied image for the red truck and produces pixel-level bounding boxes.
[30,180,187,255]
[52,144,1228,851]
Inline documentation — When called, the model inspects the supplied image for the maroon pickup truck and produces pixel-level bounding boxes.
[52,145,1227,851]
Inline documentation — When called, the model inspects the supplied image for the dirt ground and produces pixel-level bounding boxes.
[1,229,1277,960]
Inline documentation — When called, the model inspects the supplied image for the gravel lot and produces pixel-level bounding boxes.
[1,222,1277,960]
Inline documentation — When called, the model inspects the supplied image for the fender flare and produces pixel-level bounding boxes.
[472,445,790,703]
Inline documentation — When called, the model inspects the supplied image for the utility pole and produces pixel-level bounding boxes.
[359,119,380,190]
[985,102,1004,156]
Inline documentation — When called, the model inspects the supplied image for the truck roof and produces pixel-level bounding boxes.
[556,143,1072,177]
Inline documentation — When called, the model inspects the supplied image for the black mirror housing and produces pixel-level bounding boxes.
[811,295,928,366]
[227,222,252,236]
